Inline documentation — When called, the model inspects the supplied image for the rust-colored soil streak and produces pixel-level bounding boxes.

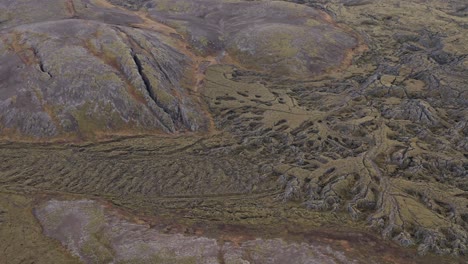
[66,0,77,17]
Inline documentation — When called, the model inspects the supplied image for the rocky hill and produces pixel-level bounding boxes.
[0,0,466,263]
[0,0,358,140]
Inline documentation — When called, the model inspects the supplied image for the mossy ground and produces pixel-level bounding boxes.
[0,0,467,262]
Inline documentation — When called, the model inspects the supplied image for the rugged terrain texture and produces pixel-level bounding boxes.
[0,0,467,263]
[0,0,358,139]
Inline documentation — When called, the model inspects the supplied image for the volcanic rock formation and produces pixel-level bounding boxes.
[0,0,466,263]
[0,0,358,139]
